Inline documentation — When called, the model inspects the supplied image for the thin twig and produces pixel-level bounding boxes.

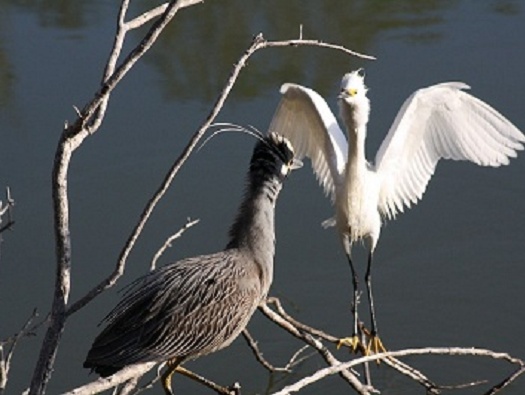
[0,187,15,234]
[176,366,237,395]
[266,297,339,343]
[242,329,291,373]
[150,218,200,271]
[259,301,373,395]
[0,310,39,394]
[484,364,525,395]
[381,357,440,394]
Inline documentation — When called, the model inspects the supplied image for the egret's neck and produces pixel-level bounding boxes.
[347,125,367,172]
[339,99,369,175]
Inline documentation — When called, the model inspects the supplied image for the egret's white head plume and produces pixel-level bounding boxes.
[340,68,368,100]
[339,69,370,129]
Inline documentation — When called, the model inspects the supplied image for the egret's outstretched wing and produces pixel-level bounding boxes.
[375,82,525,219]
[269,83,348,201]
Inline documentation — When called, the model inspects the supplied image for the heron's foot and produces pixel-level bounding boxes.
[161,361,178,395]
[337,335,366,354]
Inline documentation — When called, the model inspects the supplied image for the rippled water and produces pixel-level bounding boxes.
[1,1,524,394]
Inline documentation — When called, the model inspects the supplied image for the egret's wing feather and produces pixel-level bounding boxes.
[375,82,525,219]
[269,83,347,201]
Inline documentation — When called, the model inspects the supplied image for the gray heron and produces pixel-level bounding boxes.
[84,132,301,394]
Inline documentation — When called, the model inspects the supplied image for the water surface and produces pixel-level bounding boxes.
[0,1,524,394]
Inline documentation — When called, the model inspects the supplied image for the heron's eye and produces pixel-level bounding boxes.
[349,88,358,96]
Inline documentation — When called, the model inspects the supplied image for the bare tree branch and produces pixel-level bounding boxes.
[150,218,200,271]
[259,301,374,395]
[126,4,170,30]
[264,296,444,393]
[270,347,524,395]
[0,309,38,394]
[61,362,156,395]
[242,329,295,373]
[174,366,240,395]
[484,364,525,395]
[0,187,15,235]
[29,1,203,394]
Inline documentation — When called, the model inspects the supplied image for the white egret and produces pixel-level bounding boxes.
[269,69,525,354]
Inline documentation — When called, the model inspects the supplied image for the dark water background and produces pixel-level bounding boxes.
[0,1,524,394]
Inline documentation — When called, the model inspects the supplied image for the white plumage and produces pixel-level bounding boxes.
[269,69,525,353]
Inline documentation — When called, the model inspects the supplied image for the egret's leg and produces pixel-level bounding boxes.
[364,252,386,355]
[365,252,377,334]
[337,253,365,353]
[348,254,360,341]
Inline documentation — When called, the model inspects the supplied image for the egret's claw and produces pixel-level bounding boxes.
[337,335,366,354]
[364,333,387,364]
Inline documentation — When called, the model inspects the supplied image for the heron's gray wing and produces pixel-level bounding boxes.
[374,82,525,219]
[85,251,260,368]
[269,83,347,202]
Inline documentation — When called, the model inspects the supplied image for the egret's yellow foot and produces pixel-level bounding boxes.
[337,335,366,354]
[364,334,387,364]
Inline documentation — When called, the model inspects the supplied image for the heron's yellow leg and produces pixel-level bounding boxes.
[161,361,179,395]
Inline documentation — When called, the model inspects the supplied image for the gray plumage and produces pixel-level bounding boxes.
[83,132,297,384]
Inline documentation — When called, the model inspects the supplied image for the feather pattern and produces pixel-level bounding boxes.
[375,82,525,219]
[269,83,348,202]
[84,132,297,377]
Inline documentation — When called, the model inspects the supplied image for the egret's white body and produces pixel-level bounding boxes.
[270,69,525,352]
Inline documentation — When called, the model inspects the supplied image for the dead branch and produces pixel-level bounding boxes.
[260,296,524,394]
[485,364,525,395]
[174,366,240,395]
[269,347,524,395]
[29,1,203,394]
[0,187,15,235]
[0,310,38,394]
[265,296,444,393]
[259,301,374,395]
[242,329,293,373]
[150,218,200,271]
[60,362,156,395]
